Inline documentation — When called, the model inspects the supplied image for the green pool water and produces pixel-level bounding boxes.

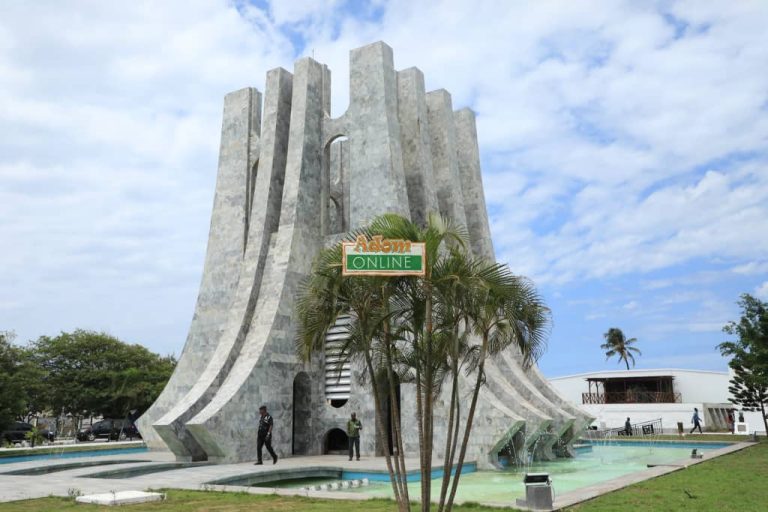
[350,442,729,503]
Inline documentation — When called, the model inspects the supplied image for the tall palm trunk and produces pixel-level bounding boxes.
[437,368,458,512]
[438,323,461,512]
[365,354,407,511]
[423,367,434,512]
[382,307,409,504]
[415,366,426,508]
[421,282,435,512]
[445,334,487,512]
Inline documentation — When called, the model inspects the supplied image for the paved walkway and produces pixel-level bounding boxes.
[0,450,438,504]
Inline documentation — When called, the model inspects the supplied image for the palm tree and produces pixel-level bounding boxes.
[296,213,550,512]
[295,238,411,511]
[601,328,641,370]
[363,213,467,511]
[443,262,549,512]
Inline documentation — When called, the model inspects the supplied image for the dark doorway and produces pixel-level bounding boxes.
[324,428,349,455]
[292,372,312,455]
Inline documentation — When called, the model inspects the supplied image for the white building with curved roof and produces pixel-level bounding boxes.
[549,368,765,434]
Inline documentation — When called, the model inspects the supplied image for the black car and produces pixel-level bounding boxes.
[1,421,55,444]
[77,419,141,442]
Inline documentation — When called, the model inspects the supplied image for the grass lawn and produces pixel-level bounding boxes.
[0,491,513,512]
[566,439,767,511]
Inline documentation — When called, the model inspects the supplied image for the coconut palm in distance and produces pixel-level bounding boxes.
[601,327,641,370]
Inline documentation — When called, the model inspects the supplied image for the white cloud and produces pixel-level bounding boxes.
[1,0,766,366]
[275,0,768,286]
[733,261,768,275]
[623,301,639,311]
[756,281,768,300]
[0,0,295,351]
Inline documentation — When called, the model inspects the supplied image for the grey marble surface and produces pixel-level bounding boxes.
[138,41,589,469]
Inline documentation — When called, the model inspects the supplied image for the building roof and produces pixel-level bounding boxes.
[550,368,728,381]
[585,375,675,382]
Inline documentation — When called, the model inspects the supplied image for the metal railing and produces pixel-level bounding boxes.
[581,391,682,404]
[603,418,663,437]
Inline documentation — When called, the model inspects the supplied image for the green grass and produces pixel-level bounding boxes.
[0,491,513,512]
[566,440,767,511]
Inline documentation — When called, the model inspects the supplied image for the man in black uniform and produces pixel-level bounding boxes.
[255,405,278,465]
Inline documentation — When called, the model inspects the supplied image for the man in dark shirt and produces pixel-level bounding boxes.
[255,405,278,465]
[347,412,363,461]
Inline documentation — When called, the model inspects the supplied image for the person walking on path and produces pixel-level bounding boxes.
[727,411,734,434]
[690,407,703,434]
[255,405,278,465]
[624,417,632,436]
[347,412,363,461]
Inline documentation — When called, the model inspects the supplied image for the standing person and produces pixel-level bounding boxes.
[727,411,734,434]
[690,407,703,434]
[347,412,363,461]
[624,417,632,436]
[255,405,278,465]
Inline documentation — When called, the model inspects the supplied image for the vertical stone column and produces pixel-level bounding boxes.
[137,87,259,451]
[152,74,292,461]
[256,68,293,237]
[426,89,468,229]
[347,41,410,228]
[182,57,327,461]
[244,89,263,249]
[454,108,494,261]
[397,67,439,227]
[280,57,326,235]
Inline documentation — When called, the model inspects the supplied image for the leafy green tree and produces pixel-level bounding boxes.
[601,327,641,370]
[31,330,176,423]
[13,346,49,422]
[728,365,767,434]
[0,331,25,432]
[718,294,768,434]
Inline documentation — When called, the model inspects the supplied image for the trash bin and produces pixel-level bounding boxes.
[515,473,553,510]
[677,422,684,435]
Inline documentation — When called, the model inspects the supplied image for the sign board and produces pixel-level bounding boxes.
[342,235,426,276]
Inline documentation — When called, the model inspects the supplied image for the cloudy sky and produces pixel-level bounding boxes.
[1,0,767,377]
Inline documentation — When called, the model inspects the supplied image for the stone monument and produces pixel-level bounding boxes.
[138,41,591,467]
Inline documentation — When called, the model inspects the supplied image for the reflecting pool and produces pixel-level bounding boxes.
[274,441,731,503]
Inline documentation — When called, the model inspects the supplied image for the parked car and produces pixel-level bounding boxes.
[1,421,55,444]
[77,419,141,442]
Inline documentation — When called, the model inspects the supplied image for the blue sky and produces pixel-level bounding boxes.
[1,0,767,377]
